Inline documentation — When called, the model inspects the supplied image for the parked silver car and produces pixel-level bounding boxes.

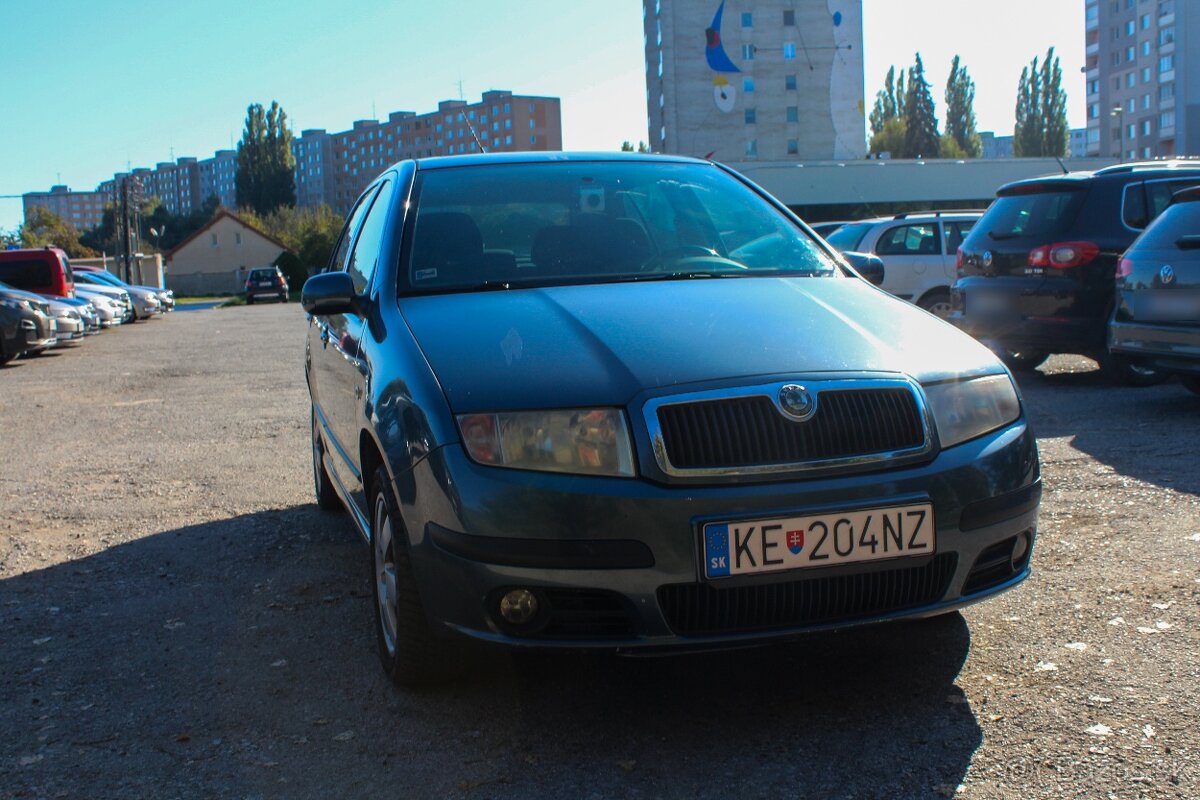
[74,273,159,319]
[74,284,134,323]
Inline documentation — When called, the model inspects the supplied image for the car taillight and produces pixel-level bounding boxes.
[956,247,965,276]
[1116,257,1133,280]
[1028,241,1099,269]
[245,280,253,289]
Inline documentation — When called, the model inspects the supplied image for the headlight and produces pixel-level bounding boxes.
[457,408,635,477]
[0,297,30,311]
[924,374,1021,448]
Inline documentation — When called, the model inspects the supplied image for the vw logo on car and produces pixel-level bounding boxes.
[1160,264,1176,285]
[778,384,817,421]
[982,251,994,269]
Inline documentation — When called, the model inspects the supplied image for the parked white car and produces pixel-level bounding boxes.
[74,284,133,323]
[824,211,982,318]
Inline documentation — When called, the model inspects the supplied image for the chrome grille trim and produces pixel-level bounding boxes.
[643,377,934,478]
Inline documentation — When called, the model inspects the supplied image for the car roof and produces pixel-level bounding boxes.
[998,161,1200,195]
[411,151,706,171]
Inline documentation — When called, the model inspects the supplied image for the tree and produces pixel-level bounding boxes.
[1039,48,1070,158]
[868,66,907,138]
[903,53,940,159]
[620,140,651,153]
[944,55,982,158]
[1014,48,1068,158]
[869,117,907,158]
[236,101,296,216]
[20,207,97,258]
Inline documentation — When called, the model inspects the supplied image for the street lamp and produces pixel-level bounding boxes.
[149,226,165,252]
[1111,105,1124,162]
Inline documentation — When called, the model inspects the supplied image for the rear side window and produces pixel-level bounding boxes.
[979,190,1086,240]
[0,258,52,290]
[875,223,940,256]
[1123,179,1200,229]
[825,222,873,251]
[945,220,975,252]
[1130,200,1200,251]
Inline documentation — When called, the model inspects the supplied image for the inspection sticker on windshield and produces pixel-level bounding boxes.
[703,502,935,578]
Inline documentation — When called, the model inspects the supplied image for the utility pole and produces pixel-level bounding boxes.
[121,178,133,283]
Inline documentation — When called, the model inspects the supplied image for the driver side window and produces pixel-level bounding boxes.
[327,185,380,274]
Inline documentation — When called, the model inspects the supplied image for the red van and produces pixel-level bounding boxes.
[0,247,76,298]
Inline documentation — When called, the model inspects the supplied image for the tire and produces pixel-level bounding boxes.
[369,464,454,687]
[311,410,342,512]
[1180,375,1200,396]
[917,288,953,320]
[246,296,255,305]
[0,340,12,365]
[1099,351,1168,387]
[998,349,1049,372]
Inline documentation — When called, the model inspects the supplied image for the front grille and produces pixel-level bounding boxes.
[657,388,924,470]
[658,553,957,636]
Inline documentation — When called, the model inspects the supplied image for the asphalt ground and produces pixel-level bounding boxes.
[1,303,1197,799]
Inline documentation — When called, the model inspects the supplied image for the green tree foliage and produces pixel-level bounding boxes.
[868,66,907,138]
[869,117,907,159]
[238,204,343,276]
[80,194,222,255]
[1014,48,1068,158]
[939,134,968,159]
[20,207,97,258]
[903,53,941,159]
[619,141,651,153]
[1,228,21,248]
[944,55,982,158]
[236,101,296,216]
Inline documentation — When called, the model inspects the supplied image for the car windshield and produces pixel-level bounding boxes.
[981,188,1087,240]
[250,269,275,279]
[400,160,840,293]
[824,221,874,252]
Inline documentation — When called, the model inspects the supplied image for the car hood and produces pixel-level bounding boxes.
[400,278,1004,412]
[75,284,126,298]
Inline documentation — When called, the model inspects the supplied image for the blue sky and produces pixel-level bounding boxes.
[0,0,1082,232]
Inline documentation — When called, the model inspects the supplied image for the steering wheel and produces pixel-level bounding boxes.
[640,246,745,272]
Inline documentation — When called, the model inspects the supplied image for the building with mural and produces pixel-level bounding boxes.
[644,0,865,161]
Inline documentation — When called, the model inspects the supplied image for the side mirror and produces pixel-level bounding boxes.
[302,272,359,316]
[843,251,885,286]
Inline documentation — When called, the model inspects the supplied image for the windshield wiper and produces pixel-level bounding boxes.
[987,230,1020,241]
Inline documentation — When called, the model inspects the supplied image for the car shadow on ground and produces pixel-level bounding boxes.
[1,506,980,798]
[1015,365,1200,496]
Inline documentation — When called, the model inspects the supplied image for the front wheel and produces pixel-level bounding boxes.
[998,349,1049,372]
[370,464,454,687]
[1099,352,1168,387]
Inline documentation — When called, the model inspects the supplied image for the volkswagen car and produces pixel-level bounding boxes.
[1109,185,1200,396]
[302,153,1041,686]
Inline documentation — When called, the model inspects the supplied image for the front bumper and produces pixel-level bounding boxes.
[394,419,1040,651]
[1109,319,1200,376]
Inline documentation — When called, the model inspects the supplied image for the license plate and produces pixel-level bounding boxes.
[703,502,935,579]
[257,281,271,287]
[1141,293,1199,321]
[967,291,1009,316]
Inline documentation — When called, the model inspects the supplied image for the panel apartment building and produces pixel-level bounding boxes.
[1084,0,1197,158]
[296,90,562,212]
[644,0,865,161]
[24,90,562,227]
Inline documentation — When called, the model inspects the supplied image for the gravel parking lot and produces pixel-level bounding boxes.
[1,303,1198,799]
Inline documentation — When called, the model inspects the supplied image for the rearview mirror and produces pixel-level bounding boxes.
[302,272,359,316]
[842,251,885,286]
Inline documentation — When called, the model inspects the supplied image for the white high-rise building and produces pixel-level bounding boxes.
[644,0,865,161]
[1084,0,1197,158]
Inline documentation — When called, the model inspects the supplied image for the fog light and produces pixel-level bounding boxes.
[499,589,539,625]
[1012,531,1031,567]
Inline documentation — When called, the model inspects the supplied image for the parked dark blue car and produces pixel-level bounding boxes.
[303,153,1041,685]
